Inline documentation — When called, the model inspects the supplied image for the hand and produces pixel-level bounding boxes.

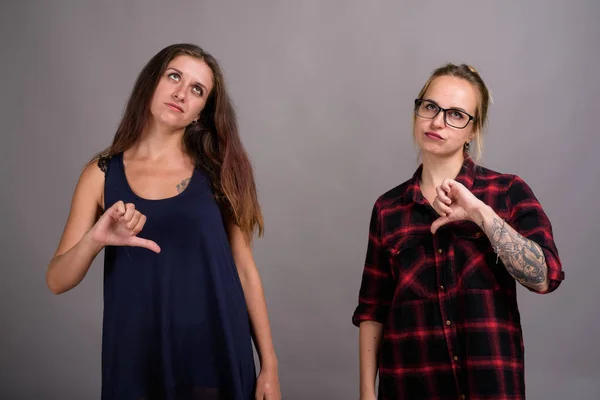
[90,201,160,253]
[255,367,281,400]
[430,178,484,234]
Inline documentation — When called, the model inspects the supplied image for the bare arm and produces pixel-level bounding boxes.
[226,223,280,397]
[46,162,105,294]
[474,205,549,292]
[359,321,383,399]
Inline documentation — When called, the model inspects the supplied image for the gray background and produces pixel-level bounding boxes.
[2,0,599,398]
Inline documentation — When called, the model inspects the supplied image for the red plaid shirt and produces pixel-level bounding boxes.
[352,157,564,400]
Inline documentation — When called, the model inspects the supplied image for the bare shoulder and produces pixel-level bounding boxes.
[77,157,107,210]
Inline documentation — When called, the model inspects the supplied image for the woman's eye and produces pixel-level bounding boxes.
[168,72,180,81]
[192,86,203,96]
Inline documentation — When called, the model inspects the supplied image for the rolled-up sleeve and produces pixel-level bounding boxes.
[507,176,565,294]
[352,199,395,326]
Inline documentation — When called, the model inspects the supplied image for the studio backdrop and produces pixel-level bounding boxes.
[2,0,599,398]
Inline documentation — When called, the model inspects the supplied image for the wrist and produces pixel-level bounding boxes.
[83,229,106,254]
[360,387,376,398]
[360,377,376,395]
[259,353,278,371]
[469,202,494,227]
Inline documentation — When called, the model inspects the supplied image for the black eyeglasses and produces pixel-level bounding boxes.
[414,99,475,129]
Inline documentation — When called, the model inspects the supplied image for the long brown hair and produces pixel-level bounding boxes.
[97,43,263,242]
[413,63,492,161]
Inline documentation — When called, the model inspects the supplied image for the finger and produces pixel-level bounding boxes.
[256,381,271,400]
[435,185,452,205]
[433,198,452,216]
[121,203,136,222]
[128,236,161,253]
[126,211,142,230]
[108,200,126,219]
[265,387,278,400]
[441,178,452,193]
[261,384,272,400]
[431,215,451,234]
[448,179,467,193]
[131,214,147,235]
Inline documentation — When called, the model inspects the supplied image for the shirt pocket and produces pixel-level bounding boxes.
[387,235,437,302]
[451,222,502,291]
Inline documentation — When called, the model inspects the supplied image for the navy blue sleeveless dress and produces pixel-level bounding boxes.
[100,153,256,400]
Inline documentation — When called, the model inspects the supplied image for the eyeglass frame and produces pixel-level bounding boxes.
[414,99,476,129]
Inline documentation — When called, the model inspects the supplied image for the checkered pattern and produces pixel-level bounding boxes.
[352,157,564,400]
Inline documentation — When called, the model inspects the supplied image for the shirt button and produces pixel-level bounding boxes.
[453,356,459,361]
[440,285,445,290]
[461,395,466,400]
[438,249,443,254]
[446,320,452,326]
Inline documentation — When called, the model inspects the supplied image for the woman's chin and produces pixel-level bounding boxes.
[418,145,462,159]
[149,114,189,132]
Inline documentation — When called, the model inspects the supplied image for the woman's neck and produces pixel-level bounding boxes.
[131,122,187,163]
[420,152,465,190]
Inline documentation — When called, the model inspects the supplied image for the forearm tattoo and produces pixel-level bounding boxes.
[482,217,548,290]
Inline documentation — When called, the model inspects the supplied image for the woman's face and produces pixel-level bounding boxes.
[148,55,214,130]
[413,75,478,158]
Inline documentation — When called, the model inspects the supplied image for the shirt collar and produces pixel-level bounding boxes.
[408,155,477,206]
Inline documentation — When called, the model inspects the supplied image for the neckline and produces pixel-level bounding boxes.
[117,152,197,202]
[410,156,476,205]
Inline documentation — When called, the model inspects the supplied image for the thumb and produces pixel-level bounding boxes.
[127,236,161,253]
[431,215,451,234]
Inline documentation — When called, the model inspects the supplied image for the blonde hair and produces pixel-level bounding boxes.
[413,63,492,162]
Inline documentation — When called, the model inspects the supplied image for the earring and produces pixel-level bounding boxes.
[191,119,198,125]
[464,142,471,150]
